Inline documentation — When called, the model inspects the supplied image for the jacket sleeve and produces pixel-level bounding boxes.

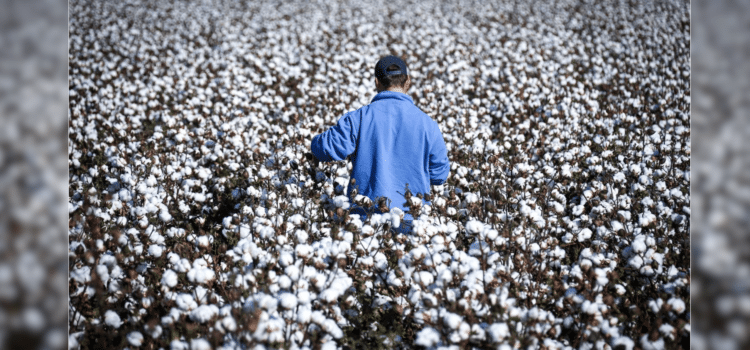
[428,124,450,185]
[311,112,359,162]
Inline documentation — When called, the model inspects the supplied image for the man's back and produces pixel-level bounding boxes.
[311,90,450,214]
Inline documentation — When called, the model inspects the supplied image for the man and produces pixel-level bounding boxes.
[310,55,450,224]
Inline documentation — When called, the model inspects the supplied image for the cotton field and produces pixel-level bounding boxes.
[68,0,690,349]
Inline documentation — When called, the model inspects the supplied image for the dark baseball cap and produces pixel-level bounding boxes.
[374,55,408,79]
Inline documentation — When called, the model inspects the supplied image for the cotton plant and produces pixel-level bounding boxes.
[69,0,689,348]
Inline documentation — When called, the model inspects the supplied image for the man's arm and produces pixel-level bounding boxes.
[428,127,450,185]
[310,112,359,162]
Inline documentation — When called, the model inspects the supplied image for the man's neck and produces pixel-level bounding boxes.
[381,88,407,94]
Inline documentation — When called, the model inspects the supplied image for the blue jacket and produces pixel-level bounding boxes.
[311,91,450,214]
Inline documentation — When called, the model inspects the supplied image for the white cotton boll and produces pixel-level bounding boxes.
[222,216,234,229]
[388,213,401,228]
[279,293,298,309]
[195,235,212,248]
[415,327,441,347]
[562,232,574,244]
[488,323,510,342]
[149,244,164,258]
[332,195,350,209]
[577,228,592,242]
[638,174,649,185]
[409,196,422,207]
[170,339,189,350]
[322,319,344,339]
[295,229,309,243]
[159,208,172,222]
[278,275,292,289]
[668,298,686,314]
[639,334,665,350]
[297,289,312,304]
[194,286,209,305]
[580,259,593,271]
[196,168,211,181]
[433,197,446,208]
[285,265,300,281]
[613,172,626,183]
[258,166,271,179]
[145,174,157,186]
[443,312,463,330]
[632,235,647,253]
[615,284,627,295]
[260,294,279,312]
[639,210,656,227]
[161,269,179,288]
[279,252,294,267]
[629,164,641,176]
[416,271,434,287]
[296,244,312,258]
[190,305,219,323]
[190,338,212,350]
[628,255,644,269]
[96,264,109,285]
[516,235,526,246]
[431,234,445,246]
[464,192,479,204]
[465,220,483,235]
[458,321,471,340]
[595,268,609,287]
[176,293,198,311]
[187,266,215,284]
[659,323,675,340]
[391,206,404,218]
[640,265,655,276]
[291,197,305,208]
[175,258,191,273]
[221,316,237,332]
[572,204,585,216]
[612,336,635,350]
[145,324,162,338]
[104,310,122,328]
[127,331,144,347]
[297,305,312,324]
[471,323,486,342]
[387,270,403,287]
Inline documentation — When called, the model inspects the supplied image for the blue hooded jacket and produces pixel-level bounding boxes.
[311,91,450,215]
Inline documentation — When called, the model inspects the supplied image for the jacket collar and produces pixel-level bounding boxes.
[371,90,414,104]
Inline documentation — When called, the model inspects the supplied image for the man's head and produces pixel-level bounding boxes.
[374,55,411,93]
